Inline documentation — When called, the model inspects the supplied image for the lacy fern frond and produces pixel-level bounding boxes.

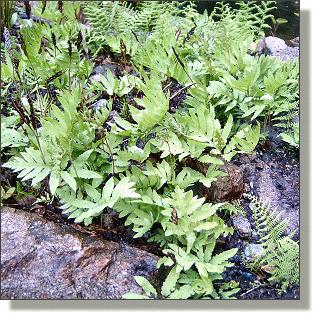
[272,59,299,148]
[244,194,299,293]
[82,1,189,39]
[212,1,277,39]
[235,1,277,37]
[219,200,247,217]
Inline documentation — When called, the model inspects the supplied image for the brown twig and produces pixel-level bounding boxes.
[169,83,195,101]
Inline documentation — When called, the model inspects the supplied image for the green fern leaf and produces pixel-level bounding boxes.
[3,147,52,186]
[161,264,181,297]
[134,276,157,296]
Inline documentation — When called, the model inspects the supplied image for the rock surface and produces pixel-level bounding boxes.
[197,159,244,203]
[231,214,252,239]
[1,206,159,299]
[255,165,299,241]
[211,164,244,203]
[244,244,265,261]
[265,36,299,62]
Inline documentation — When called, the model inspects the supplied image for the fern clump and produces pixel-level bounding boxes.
[123,186,239,299]
[244,194,299,293]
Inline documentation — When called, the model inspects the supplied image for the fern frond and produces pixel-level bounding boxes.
[62,177,141,225]
[129,69,169,131]
[244,194,299,292]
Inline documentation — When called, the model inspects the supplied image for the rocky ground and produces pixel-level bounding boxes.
[218,136,300,299]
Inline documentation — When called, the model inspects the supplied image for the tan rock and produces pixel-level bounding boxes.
[1,206,159,299]
[211,164,244,203]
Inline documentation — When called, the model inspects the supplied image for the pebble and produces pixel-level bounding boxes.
[244,244,265,261]
[91,99,109,110]
[243,183,250,193]
[248,203,255,212]
[251,230,259,242]
[285,37,299,47]
[290,158,297,166]
[265,36,299,62]
[250,152,258,161]
[241,272,256,282]
[269,162,278,169]
[256,161,264,170]
[231,214,252,239]
[262,152,270,164]
[265,37,287,54]
[275,178,286,189]
[92,65,118,78]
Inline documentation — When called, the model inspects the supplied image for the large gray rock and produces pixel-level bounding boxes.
[1,206,159,299]
[265,36,299,62]
[255,166,299,241]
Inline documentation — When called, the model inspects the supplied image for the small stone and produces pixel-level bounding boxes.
[251,230,259,241]
[91,74,102,82]
[243,183,250,193]
[285,37,299,48]
[85,92,95,102]
[241,272,256,282]
[265,36,287,54]
[250,151,258,161]
[107,110,120,123]
[91,99,108,110]
[261,265,278,274]
[290,158,297,166]
[240,156,250,164]
[255,36,266,56]
[256,161,264,170]
[136,139,145,149]
[244,244,265,261]
[269,162,278,169]
[231,214,251,239]
[197,161,243,202]
[262,153,270,164]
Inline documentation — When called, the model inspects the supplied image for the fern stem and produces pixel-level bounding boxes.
[165,139,174,181]
[82,116,115,176]
[8,93,46,164]
[67,153,85,197]
[68,61,71,94]
[24,54,46,117]
[169,83,195,101]
[33,130,46,165]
